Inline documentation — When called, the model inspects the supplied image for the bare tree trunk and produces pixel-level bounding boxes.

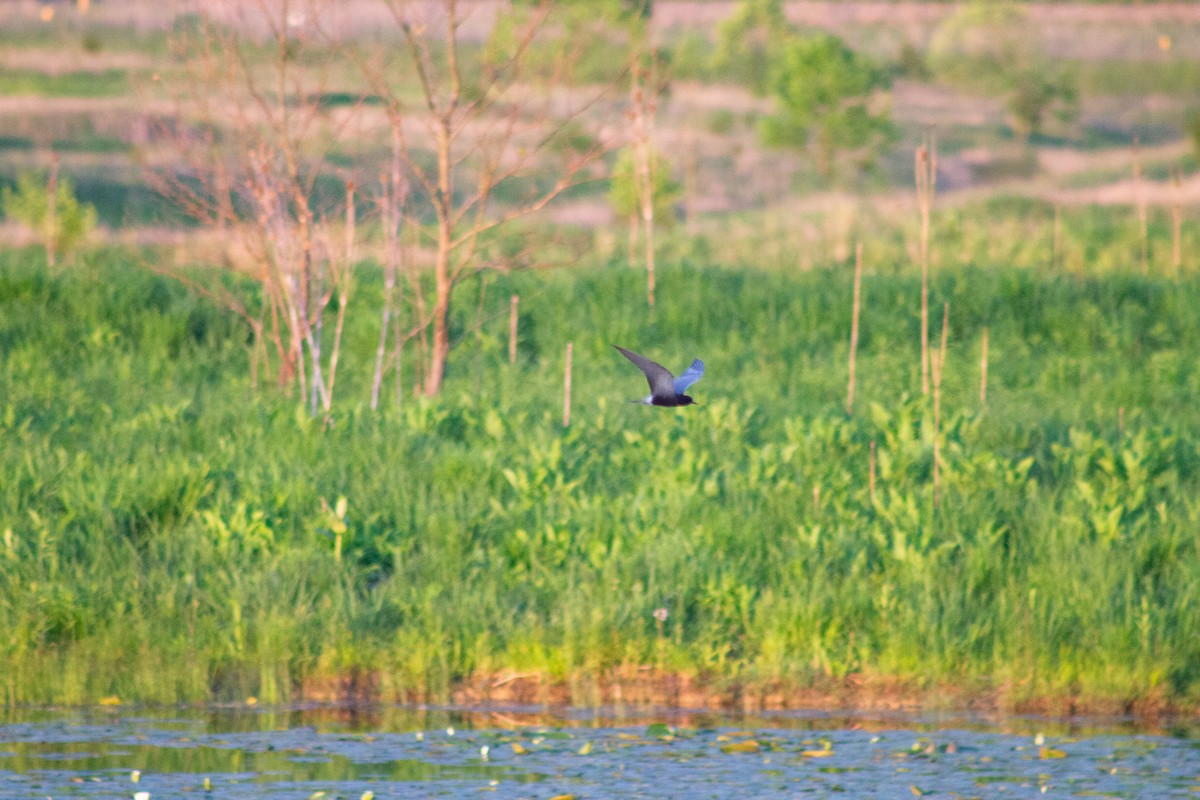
[426,282,451,396]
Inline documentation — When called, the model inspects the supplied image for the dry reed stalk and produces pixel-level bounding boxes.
[371,174,394,410]
[980,327,989,406]
[1053,203,1061,271]
[1172,168,1183,278]
[372,138,408,410]
[629,65,657,307]
[931,348,943,510]
[932,302,949,510]
[322,179,355,427]
[868,440,876,503]
[1133,136,1148,273]
[916,130,937,395]
[45,152,58,269]
[509,294,519,364]
[813,485,821,512]
[846,240,863,415]
[395,336,403,406]
[940,301,949,370]
[563,342,573,428]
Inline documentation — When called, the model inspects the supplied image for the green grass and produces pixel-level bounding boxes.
[0,22,170,57]
[4,226,1200,709]
[0,67,130,98]
[1073,58,1200,98]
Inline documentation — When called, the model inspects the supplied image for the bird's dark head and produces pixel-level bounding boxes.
[679,394,696,406]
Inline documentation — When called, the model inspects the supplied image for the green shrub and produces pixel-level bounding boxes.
[1,172,98,262]
[608,146,682,228]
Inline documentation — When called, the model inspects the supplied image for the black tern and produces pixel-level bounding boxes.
[614,345,704,407]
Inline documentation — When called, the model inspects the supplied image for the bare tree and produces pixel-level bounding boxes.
[627,55,666,308]
[371,125,410,410]
[355,0,617,396]
[150,0,362,417]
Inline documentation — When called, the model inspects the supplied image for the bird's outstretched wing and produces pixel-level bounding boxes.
[614,346,676,398]
[673,359,705,394]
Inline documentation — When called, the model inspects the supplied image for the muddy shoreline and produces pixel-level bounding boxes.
[297,668,1192,722]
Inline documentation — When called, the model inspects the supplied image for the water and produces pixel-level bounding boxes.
[2,705,1199,799]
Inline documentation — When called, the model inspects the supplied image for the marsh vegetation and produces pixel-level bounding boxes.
[1,0,1200,713]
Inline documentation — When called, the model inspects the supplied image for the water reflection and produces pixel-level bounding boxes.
[7,702,1195,737]
[1,705,1197,799]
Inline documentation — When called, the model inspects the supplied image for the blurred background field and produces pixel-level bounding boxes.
[2,0,1200,713]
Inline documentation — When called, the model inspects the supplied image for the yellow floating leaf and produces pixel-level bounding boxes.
[577,741,593,755]
[721,740,760,754]
[617,733,640,740]
[801,749,833,757]
[98,695,122,706]
[547,795,576,800]
[511,742,529,755]
[1039,746,1067,759]
[910,785,926,797]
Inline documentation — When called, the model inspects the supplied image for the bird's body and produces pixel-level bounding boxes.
[614,346,705,407]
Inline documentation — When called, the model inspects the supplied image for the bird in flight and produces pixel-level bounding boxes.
[614,345,705,407]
